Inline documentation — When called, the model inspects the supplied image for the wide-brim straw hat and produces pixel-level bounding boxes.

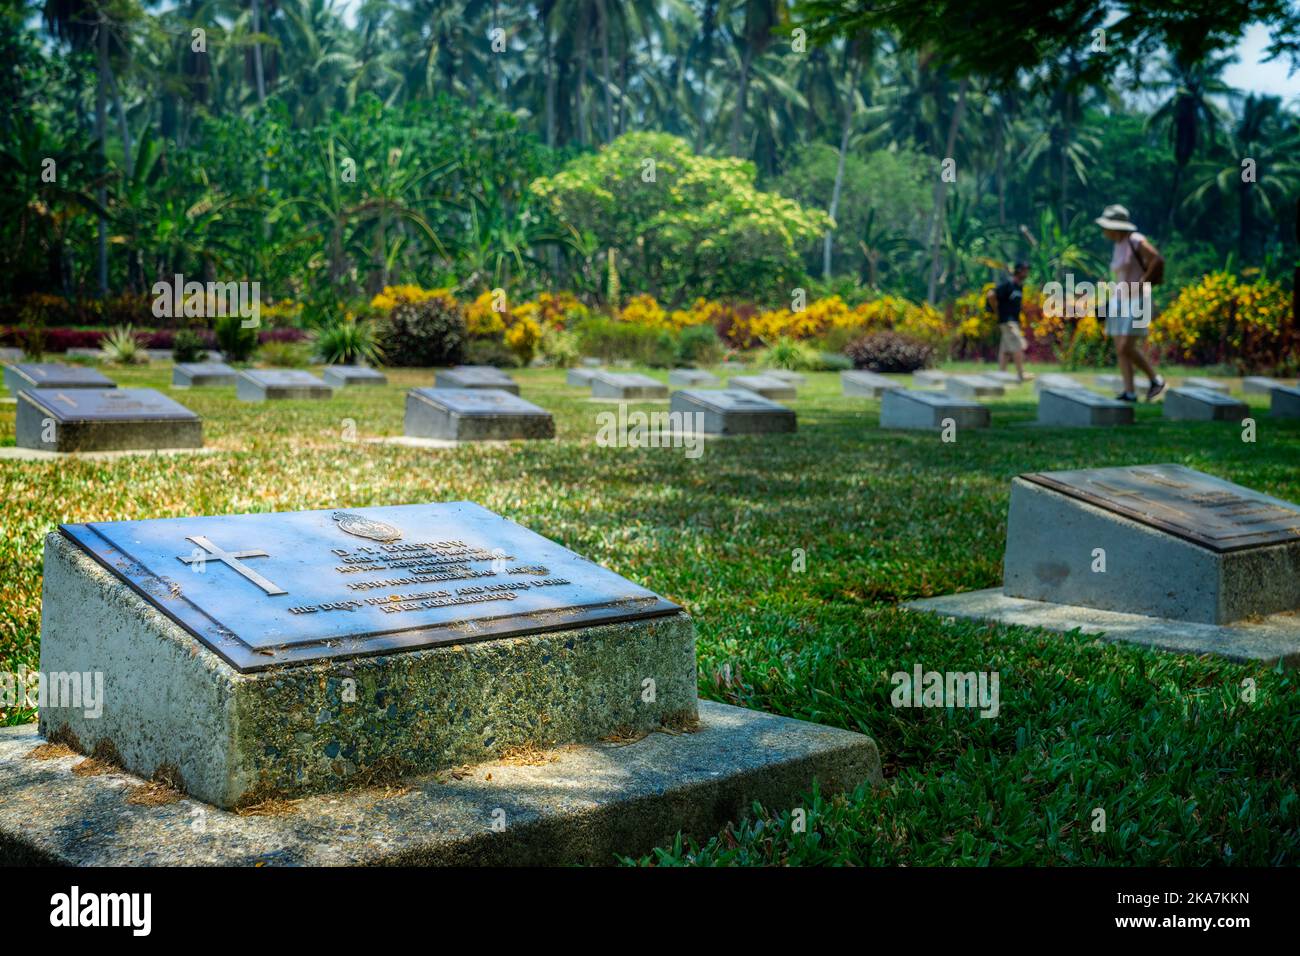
[1095,204,1137,231]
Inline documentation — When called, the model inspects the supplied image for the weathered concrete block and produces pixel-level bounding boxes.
[1183,376,1229,393]
[984,371,1023,385]
[1243,376,1292,395]
[1033,373,1082,393]
[567,368,599,386]
[764,369,806,386]
[911,370,948,388]
[4,363,115,395]
[1002,465,1300,625]
[668,368,719,387]
[16,388,202,452]
[435,366,520,394]
[173,362,236,388]
[405,387,554,441]
[38,504,698,809]
[1270,384,1300,419]
[670,389,796,435]
[322,365,387,388]
[590,372,668,400]
[879,388,989,430]
[1094,373,1150,392]
[1037,387,1135,427]
[841,370,898,398]
[728,375,796,401]
[1163,386,1249,421]
[236,370,332,401]
[945,375,1005,399]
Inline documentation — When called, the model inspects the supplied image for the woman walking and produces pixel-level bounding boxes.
[1095,204,1166,402]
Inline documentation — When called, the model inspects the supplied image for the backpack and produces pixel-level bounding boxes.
[1130,236,1165,285]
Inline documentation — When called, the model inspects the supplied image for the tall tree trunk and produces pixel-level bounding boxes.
[823,61,859,280]
[996,133,1006,226]
[596,0,614,143]
[251,0,267,104]
[694,0,718,150]
[541,2,556,147]
[729,45,754,157]
[95,18,108,296]
[1164,162,1185,232]
[926,77,968,305]
[574,7,590,147]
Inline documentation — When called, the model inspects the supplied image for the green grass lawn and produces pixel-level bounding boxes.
[2,362,1298,865]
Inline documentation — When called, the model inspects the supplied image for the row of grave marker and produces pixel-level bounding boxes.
[5,360,1298,453]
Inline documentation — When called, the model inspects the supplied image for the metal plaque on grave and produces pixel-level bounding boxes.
[412,387,541,415]
[1021,464,1300,553]
[23,387,197,422]
[60,502,680,672]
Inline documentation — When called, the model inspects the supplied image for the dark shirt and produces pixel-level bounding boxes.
[993,279,1023,324]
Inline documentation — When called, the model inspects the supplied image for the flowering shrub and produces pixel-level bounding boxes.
[1152,272,1296,372]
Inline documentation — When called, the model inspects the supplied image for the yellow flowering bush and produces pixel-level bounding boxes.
[619,293,668,329]
[504,314,542,364]
[370,284,450,311]
[1152,272,1295,371]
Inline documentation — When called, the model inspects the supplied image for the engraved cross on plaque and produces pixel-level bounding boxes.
[176,535,287,596]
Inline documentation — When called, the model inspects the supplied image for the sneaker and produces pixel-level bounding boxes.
[1146,377,1167,402]
[1116,392,1137,403]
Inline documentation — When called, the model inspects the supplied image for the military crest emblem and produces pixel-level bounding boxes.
[331,511,403,543]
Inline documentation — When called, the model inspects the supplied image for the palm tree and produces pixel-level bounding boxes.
[1147,47,1233,230]
[1183,94,1300,258]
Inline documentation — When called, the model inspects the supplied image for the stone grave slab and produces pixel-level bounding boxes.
[1003,464,1300,624]
[911,370,948,388]
[985,371,1024,385]
[173,362,237,388]
[1094,373,1150,392]
[1033,373,1082,393]
[1183,376,1229,393]
[841,370,898,398]
[590,372,668,400]
[405,387,555,441]
[906,464,1300,663]
[764,369,806,386]
[322,365,387,388]
[1271,384,1300,419]
[236,369,332,401]
[1162,386,1248,422]
[4,362,115,395]
[668,368,720,387]
[945,374,1005,399]
[435,365,520,394]
[1037,387,1135,427]
[728,374,796,401]
[16,388,202,453]
[1243,376,1292,395]
[879,388,989,430]
[40,502,697,808]
[567,367,600,386]
[670,389,796,435]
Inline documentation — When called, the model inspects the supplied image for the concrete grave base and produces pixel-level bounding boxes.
[879,389,990,430]
[0,700,881,866]
[1036,388,1135,427]
[1163,387,1249,422]
[1270,385,1300,419]
[905,588,1300,666]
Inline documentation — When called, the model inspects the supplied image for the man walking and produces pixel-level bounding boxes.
[987,260,1032,382]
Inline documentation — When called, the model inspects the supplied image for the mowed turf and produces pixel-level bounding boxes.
[2,363,1297,865]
